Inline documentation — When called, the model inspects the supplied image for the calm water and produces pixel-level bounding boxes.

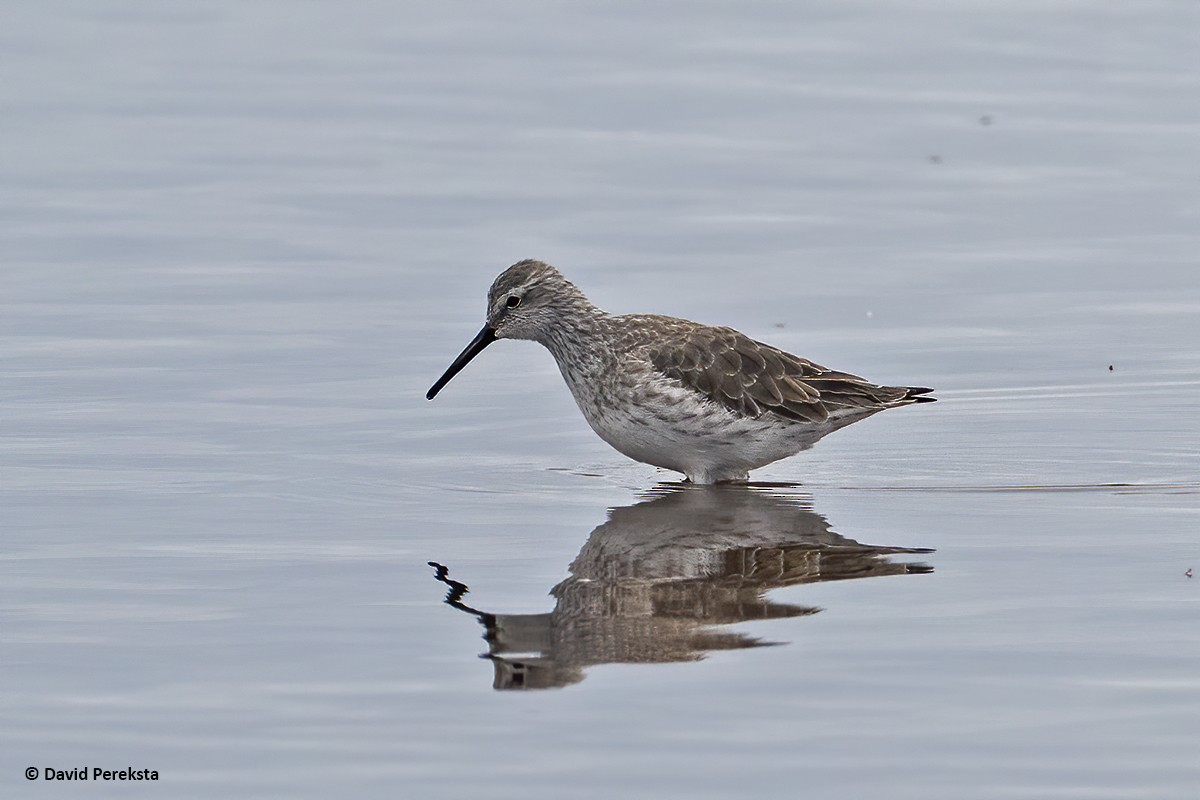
[4,2,1199,798]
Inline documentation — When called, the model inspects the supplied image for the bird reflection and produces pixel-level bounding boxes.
[430,484,932,690]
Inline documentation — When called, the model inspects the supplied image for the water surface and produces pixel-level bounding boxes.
[3,1,1199,798]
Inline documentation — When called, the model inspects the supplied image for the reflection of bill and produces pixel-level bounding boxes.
[430,485,933,690]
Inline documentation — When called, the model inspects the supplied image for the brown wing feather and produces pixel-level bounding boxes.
[647,325,912,423]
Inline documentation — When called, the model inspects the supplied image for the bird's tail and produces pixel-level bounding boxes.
[904,386,937,404]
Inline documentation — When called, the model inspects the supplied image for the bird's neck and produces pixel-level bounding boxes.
[538,306,616,383]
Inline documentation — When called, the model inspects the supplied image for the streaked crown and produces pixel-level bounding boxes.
[486,259,597,342]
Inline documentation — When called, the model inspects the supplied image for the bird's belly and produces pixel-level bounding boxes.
[571,380,824,479]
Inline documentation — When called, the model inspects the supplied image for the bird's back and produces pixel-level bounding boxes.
[612,314,933,426]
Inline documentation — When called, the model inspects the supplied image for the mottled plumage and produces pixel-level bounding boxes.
[427,259,935,482]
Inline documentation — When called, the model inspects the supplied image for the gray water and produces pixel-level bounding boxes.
[4,2,1199,798]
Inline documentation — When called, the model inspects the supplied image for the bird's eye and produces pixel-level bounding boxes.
[506,295,521,308]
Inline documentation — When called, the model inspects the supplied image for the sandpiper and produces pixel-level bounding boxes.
[427,260,934,483]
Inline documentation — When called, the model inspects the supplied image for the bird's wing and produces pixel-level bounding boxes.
[646,325,909,422]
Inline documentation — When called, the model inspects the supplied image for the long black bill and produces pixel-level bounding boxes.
[426,325,497,400]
